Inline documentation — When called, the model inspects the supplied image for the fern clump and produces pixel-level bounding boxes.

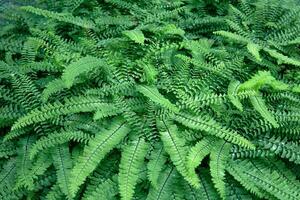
[1,0,300,199]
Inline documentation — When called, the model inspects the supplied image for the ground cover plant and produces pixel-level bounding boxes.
[1,0,300,199]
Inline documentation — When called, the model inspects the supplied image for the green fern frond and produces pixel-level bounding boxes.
[62,56,107,88]
[214,31,251,44]
[42,79,67,102]
[186,136,216,176]
[21,6,96,29]
[119,137,149,200]
[159,120,200,188]
[146,167,177,200]
[229,159,300,200]
[246,42,262,62]
[238,71,289,92]
[250,96,279,127]
[83,175,118,200]
[265,48,300,67]
[210,141,231,199]
[123,30,145,45]
[11,96,110,130]
[137,85,179,113]
[228,80,244,111]
[51,144,73,199]
[174,113,255,149]
[147,144,167,188]
[0,158,17,192]
[69,120,130,198]
[30,130,91,159]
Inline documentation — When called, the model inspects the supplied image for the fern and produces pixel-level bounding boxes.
[250,96,279,128]
[174,113,255,149]
[147,144,167,187]
[136,85,179,113]
[12,96,110,130]
[1,0,300,199]
[210,141,231,199]
[21,6,96,29]
[119,137,149,200]
[187,136,216,176]
[61,56,107,88]
[51,144,73,199]
[159,120,200,188]
[123,30,145,45]
[146,166,177,200]
[69,120,130,197]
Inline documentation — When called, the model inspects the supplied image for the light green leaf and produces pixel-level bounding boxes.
[123,29,145,44]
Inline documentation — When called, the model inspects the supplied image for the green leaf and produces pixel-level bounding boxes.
[250,96,279,128]
[228,80,243,111]
[69,120,130,197]
[146,167,177,200]
[11,96,110,130]
[159,121,200,188]
[62,56,106,88]
[265,48,300,67]
[147,144,167,188]
[52,144,73,199]
[187,136,216,176]
[119,137,149,200]
[210,141,231,199]
[174,113,255,149]
[247,42,262,61]
[123,30,145,44]
[137,85,179,112]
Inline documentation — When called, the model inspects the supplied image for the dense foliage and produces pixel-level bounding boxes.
[1,0,300,199]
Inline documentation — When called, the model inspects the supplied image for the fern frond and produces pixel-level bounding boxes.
[214,31,251,43]
[83,175,118,200]
[21,6,96,29]
[0,158,17,193]
[229,159,300,200]
[210,141,231,199]
[187,136,216,176]
[250,96,279,127]
[30,130,92,159]
[123,30,145,45]
[69,120,130,197]
[147,144,167,187]
[119,137,149,200]
[146,167,177,200]
[51,144,73,199]
[228,80,243,111]
[246,42,262,61]
[42,78,66,102]
[12,96,109,130]
[174,113,255,149]
[238,71,289,91]
[159,120,200,188]
[265,48,300,67]
[62,56,107,88]
[137,85,179,112]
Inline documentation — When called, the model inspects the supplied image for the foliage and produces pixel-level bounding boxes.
[1,0,300,199]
